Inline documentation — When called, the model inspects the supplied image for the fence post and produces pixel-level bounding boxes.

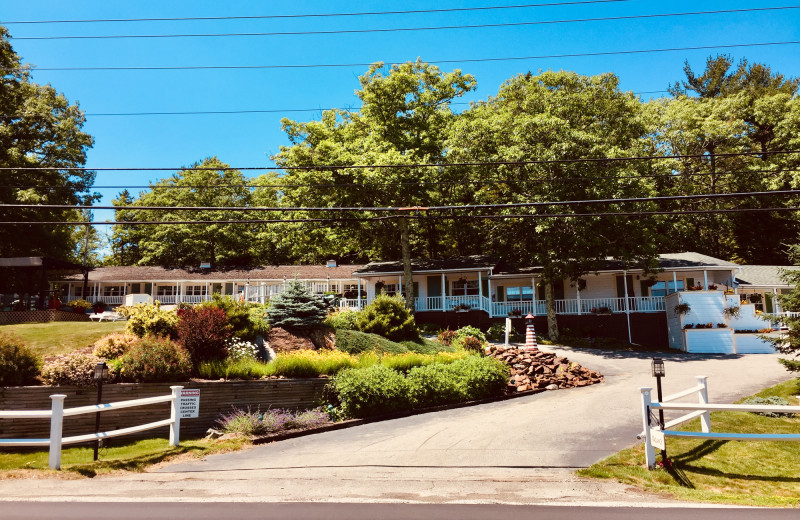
[640,387,656,469]
[696,376,711,433]
[169,386,183,447]
[48,394,66,470]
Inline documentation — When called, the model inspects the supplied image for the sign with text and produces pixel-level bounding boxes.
[180,389,200,419]
[650,429,666,451]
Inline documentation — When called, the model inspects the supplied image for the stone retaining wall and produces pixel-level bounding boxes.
[0,309,89,325]
[0,378,328,441]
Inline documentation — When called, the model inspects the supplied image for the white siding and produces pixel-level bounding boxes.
[685,329,734,353]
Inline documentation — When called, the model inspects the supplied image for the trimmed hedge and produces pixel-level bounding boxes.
[326,355,510,419]
[334,329,410,354]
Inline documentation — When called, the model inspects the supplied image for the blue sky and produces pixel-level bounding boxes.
[3,0,800,225]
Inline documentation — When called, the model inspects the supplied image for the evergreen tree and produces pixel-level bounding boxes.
[767,244,800,374]
[266,280,329,331]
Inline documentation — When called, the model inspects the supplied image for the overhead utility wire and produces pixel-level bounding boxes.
[9,41,800,74]
[0,1,633,24]
[3,150,799,172]
[5,189,799,212]
[5,166,799,191]
[4,207,799,226]
[10,6,800,40]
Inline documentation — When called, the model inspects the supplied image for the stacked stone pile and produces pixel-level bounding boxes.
[485,345,604,392]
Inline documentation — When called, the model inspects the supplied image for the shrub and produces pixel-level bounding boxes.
[418,322,441,335]
[203,295,267,341]
[454,325,487,344]
[118,302,178,338]
[437,329,457,346]
[217,408,270,436]
[92,332,138,360]
[324,309,360,331]
[226,337,259,361]
[356,294,419,341]
[288,407,330,429]
[118,336,191,383]
[453,335,484,353]
[400,338,454,354]
[326,364,411,418]
[267,279,328,331]
[334,329,410,355]
[486,322,522,342]
[176,306,233,365]
[41,352,102,386]
[266,349,359,377]
[216,407,331,436]
[451,355,509,400]
[0,333,40,386]
[406,363,464,407]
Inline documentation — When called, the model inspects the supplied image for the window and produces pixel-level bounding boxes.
[156,286,176,296]
[506,286,534,301]
[103,286,123,297]
[185,285,206,296]
[650,281,684,298]
[452,279,479,296]
[382,283,398,296]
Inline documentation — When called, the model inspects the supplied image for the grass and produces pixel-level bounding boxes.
[0,436,249,478]
[0,321,127,358]
[579,378,800,507]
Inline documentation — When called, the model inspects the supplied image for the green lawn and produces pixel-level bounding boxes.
[0,436,249,478]
[0,321,127,357]
[579,378,800,507]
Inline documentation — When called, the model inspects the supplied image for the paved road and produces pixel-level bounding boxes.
[3,502,799,520]
[0,346,792,505]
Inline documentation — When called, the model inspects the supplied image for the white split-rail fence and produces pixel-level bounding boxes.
[640,377,800,469]
[0,386,183,470]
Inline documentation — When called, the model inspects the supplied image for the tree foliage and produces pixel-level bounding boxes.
[0,26,95,260]
[266,279,329,331]
[768,243,800,373]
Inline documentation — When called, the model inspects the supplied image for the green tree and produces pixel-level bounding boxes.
[109,157,257,267]
[0,26,95,259]
[447,71,660,340]
[766,243,800,374]
[273,60,476,309]
[266,279,328,331]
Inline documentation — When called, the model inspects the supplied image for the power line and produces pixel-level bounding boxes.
[0,1,633,25]
[10,41,800,74]
[4,189,798,213]
[10,7,800,40]
[5,166,796,191]
[2,150,799,172]
[3,207,798,226]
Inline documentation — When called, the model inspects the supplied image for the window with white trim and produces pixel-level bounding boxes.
[452,279,479,296]
[103,286,123,297]
[184,285,207,296]
[156,286,176,296]
[506,286,534,301]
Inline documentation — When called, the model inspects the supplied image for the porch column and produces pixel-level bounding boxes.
[326,275,330,292]
[703,270,708,290]
[577,284,582,316]
[95,282,100,303]
[441,272,446,312]
[66,284,71,302]
[357,279,362,308]
[206,282,210,302]
[623,270,632,343]
[488,278,493,317]
[531,277,536,316]
[672,271,678,294]
[478,271,483,310]
[176,282,180,303]
[774,288,780,314]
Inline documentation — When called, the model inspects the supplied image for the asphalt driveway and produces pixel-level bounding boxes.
[0,346,792,505]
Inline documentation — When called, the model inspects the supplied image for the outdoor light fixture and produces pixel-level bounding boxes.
[651,358,665,378]
[651,357,667,463]
[93,361,108,461]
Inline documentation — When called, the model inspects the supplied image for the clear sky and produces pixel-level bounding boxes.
[3,0,800,225]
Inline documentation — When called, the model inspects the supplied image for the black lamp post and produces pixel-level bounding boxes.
[93,361,109,461]
[651,357,667,462]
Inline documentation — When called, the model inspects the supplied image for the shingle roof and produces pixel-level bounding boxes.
[56,264,364,282]
[353,255,496,275]
[736,265,799,287]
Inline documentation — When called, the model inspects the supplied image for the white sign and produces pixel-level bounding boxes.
[505,318,512,346]
[650,429,666,451]
[180,389,200,419]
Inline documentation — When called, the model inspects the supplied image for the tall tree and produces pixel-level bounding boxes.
[273,60,476,309]
[0,25,95,259]
[109,157,257,268]
[447,71,660,340]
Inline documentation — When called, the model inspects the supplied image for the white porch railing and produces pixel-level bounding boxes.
[0,387,183,470]
[640,378,800,469]
[339,299,366,310]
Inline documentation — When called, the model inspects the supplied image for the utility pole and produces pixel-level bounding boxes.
[81,223,90,301]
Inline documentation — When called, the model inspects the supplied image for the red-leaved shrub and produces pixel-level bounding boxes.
[437,329,458,346]
[176,306,233,365]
